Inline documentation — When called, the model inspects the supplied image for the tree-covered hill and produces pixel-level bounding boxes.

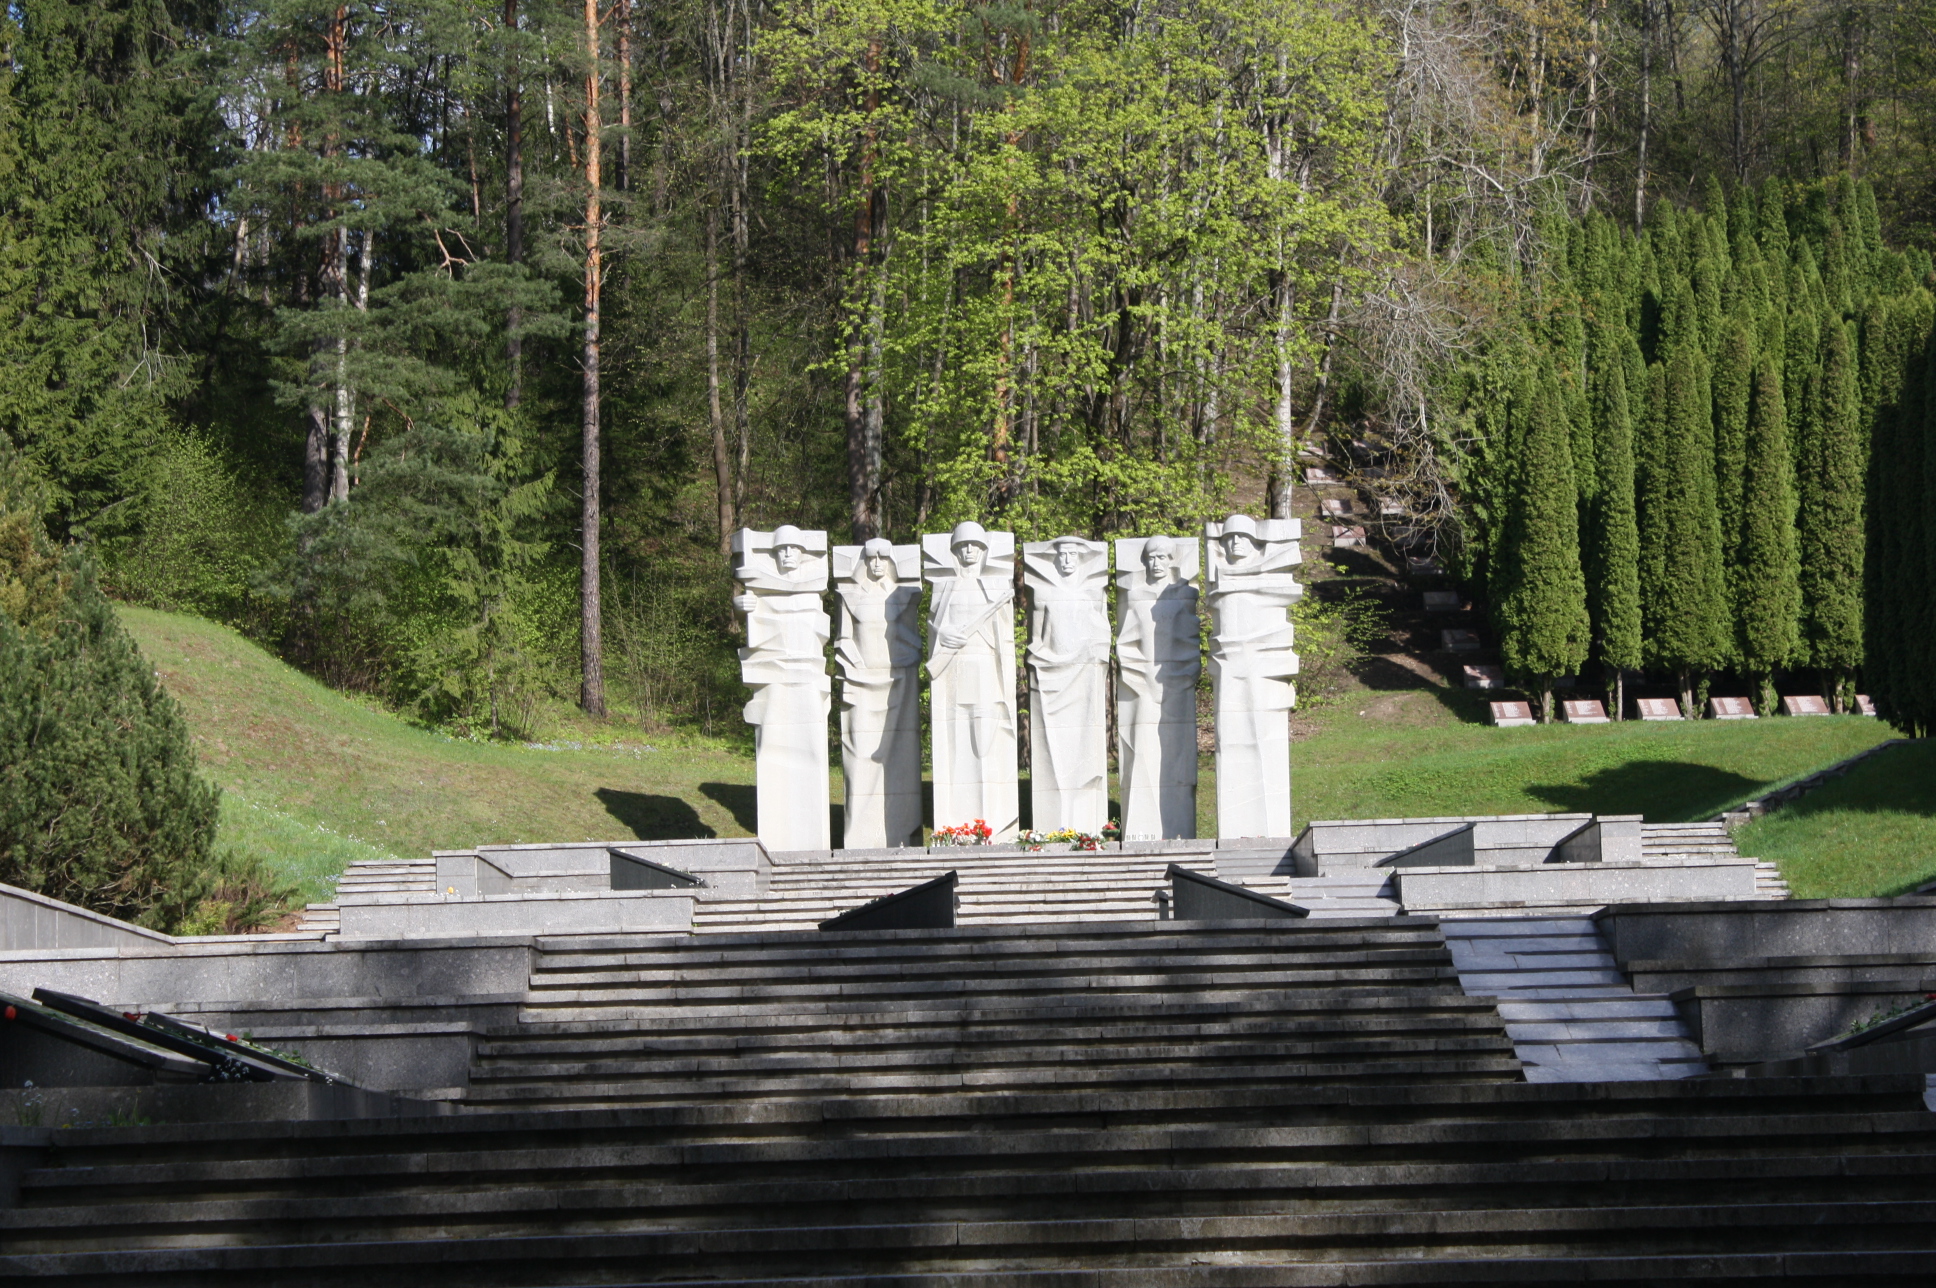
[4,0,1935,742]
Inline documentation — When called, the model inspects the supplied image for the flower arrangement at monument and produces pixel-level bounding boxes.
[931,819,993,846]
[1019,828,1106,852]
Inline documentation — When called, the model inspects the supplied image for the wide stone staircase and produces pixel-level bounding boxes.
[7,917,1936,1283]
[464,918,1515,1112]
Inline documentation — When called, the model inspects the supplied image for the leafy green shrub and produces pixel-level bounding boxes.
[1292,585,1386,708]
[104,434,289,622]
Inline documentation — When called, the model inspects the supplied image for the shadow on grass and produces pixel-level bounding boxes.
[597,787,717,840]
[698,781,758,833]
[1525,760,1763,822]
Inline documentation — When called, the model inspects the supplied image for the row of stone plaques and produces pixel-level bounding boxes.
[732,518,1303,851]
[1488,694,1877,726]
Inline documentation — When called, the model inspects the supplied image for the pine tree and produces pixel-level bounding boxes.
[1736,356,1800,712]
[1585,329,1643,717]
[0,437,223,929]
[1798,318,1866,707]
[1637,283,1729,713]
[1494,363,1590,721]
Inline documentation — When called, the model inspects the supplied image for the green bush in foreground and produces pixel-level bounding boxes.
[0,443,288,932]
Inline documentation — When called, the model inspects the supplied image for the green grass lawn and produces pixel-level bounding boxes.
[124,607,761,903]
[1279,687,1893,826]
[125,605,1903,904]
[1734,739,1936,898]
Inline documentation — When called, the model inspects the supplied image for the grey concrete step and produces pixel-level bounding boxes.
[1443,915,1713,1082]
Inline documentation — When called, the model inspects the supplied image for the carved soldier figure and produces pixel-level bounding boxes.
[832,538,923,849]
[1203,515,1302,838]
[923,521,1019,842]
[732,524,831,851]
[1022,535,1111,834]
[1114,534,1201,840]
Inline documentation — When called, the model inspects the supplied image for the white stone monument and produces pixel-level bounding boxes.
[1204,515,1301,839]
[732,525,832,851]
[1022,536,1111,835]
[832,538,923,849]
[924,522,1020,842]
[1113,534,1201,840]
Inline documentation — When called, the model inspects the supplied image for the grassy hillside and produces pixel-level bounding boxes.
[126,606,1899,903]
[123,607,759,903]
[1735,740,1936,899]
[1282,687,1892,826]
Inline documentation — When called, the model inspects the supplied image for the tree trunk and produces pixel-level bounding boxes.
[580,0,607,717]
[1635,0,1651,228]
[617,0,632,192]
[706,206,734,557]
[505,0,524,410]
[1841,7,1861,172]
[303,403,330,513]
[1580,1,1601,212]
[844,39,884,544]
[1268,269,1294,521]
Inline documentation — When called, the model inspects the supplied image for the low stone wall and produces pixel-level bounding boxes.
[1596,899,1936,1066]
[0,882,176,952]
[0,936,539,1093]
[1394,860,1760,911]
[337,889,696,940]
[1597,897,1936,965]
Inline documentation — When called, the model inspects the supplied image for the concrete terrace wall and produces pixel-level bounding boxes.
[0,883,175,952]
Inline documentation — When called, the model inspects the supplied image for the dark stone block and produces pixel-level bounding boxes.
[819,872,958,932]
[1167,866,1308,921]
[608,848,705,890]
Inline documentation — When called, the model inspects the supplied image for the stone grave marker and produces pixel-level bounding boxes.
[1489,700,1536,727]
[1634,697,1683,721]
[1854,694,1877,716]
[1331,525,1366,548]
[1378,497,1407,515]
[1407,555,1446,576]
[1709,696,1757,720]
[1561,698,1610,724]
[1462,663,1505,690]
[1303,465,1336,484]
[1780,694,1830,716]
[1422,590,1461,612]
[1440,628,1481,652]
[1319,497,1354,517]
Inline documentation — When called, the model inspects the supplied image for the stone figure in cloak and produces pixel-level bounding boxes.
[1022,535,1111,834]
[1203,515,1302,839]
[923,521,1019,842]
[732,524,831,851]
[1113,534,1201,840]
[832,538,923,849]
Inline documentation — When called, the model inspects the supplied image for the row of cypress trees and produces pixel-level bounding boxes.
[1864,291,1936,738]
[1469,176,1932,724]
